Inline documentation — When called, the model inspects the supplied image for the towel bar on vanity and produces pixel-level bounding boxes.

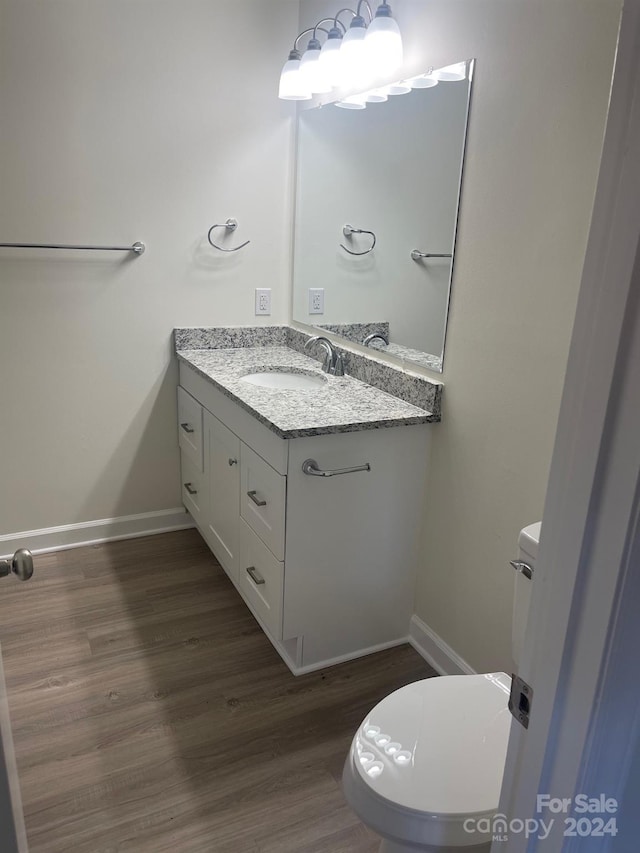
[302,459,371,478]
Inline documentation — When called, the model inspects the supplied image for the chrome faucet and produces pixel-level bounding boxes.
[363,332,389,348]
[304,336,344,376]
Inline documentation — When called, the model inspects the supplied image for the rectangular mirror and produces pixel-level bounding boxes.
[292,60,474,372]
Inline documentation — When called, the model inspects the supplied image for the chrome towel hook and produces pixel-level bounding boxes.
[207,218,250,252]
[340,224,376,256]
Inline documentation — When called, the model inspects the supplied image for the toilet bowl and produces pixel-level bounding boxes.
[342,523,540,852]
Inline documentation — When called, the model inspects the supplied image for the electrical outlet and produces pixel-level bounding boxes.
[255,288,271,316]
[309,288,324,315]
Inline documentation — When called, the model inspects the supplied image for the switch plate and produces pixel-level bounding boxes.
[255,288,271,316]
[309,288,324,315]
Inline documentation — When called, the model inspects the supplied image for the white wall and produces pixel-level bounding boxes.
[0,0,298,534]
[300,0,622,672]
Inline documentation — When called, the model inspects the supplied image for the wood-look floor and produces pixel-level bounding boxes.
[0,529,435,853]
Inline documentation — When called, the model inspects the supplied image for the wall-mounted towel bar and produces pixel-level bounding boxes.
[411,249,452,260]
[0,241,145,255]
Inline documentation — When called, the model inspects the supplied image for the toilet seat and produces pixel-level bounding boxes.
[343,673,512,849]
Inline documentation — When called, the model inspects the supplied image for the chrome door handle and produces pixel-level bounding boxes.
[0,549,34,582]
[247,490,266,507]
[184,482,198,496]
[246,566,265,585]
[180,422,195,434]
[302,458,371,478]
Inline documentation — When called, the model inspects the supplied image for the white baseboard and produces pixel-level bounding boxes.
[287,636,410,677]
[409,614,476,675]
[0,507,195,558]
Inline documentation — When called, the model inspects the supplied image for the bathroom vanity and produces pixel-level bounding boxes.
[175,327,440,674]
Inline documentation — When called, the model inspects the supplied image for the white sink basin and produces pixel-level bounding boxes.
[241,369,327,390]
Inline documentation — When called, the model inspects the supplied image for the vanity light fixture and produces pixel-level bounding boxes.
[407,70,439,89]
[278,1,403,100]
[334,93,367,109]
[433,61,467,81]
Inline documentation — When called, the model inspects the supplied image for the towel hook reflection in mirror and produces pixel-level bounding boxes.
[207,218,250,252]
[340,224,376,256]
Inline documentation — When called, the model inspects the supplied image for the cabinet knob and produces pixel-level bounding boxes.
[228,458,238,466]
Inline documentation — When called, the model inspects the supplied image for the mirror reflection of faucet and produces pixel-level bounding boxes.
[362,332,389,349]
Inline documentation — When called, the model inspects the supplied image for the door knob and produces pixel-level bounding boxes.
[0,548,34,581]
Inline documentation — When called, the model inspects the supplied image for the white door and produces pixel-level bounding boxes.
[496,3,640,850]
[0,647,28,853]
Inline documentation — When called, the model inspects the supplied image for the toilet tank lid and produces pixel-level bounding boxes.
[519,522,541,560]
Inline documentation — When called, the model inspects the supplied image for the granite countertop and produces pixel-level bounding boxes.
[176,345,435,438]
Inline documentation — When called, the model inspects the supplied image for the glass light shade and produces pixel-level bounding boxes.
[407,74,438,89]
[386,81,411,95]
[278,57,311,100]
[340,26,371,90]
[300,47,332,94]
[365,16,403,77]
[433,61,467,81]
[319,36,342,88]
[364,88,388,102]
[335,94,367,110]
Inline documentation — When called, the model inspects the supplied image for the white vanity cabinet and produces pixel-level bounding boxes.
[178,363,430,674]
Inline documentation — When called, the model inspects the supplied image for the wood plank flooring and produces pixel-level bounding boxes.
[0,529,435,853]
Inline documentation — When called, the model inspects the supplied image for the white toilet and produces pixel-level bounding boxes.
[342,523,540,853]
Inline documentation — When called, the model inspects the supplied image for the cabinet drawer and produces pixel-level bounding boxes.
[177,386,203,471]
[180,452,206,527]
[239,519,284,640]
[240,444,286,560]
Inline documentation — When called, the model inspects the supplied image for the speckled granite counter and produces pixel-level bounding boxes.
[176,344,437,439]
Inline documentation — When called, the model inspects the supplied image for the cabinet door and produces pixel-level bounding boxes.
[204,410,241,582]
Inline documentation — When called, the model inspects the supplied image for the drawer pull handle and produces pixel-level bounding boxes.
[302,458,371,478]
[228,458,238,466]
[180,422,195,434]
[184,482,198,496]
[247,490,267,507]
[246,566,265,585]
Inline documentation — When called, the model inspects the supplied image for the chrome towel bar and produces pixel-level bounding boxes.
[411,249,452,260]
[302,459,371,478]
[0,241,145,255]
